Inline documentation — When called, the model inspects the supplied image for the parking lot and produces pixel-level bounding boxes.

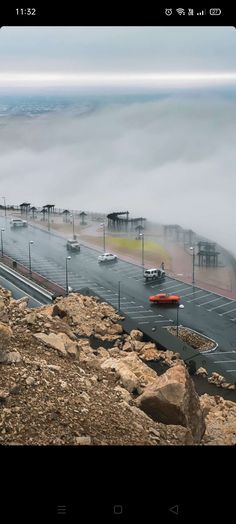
[1,218,236,382]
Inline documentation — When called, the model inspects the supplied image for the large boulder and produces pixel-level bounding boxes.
[101,353,157,393]
[0,323,13,361]
[136,364,205,443]
[129,330,143,341]
[0,322,12,345]
[10,296,29,310]
[0,296,5,311]
[200,394,236,445]
[34,332,79,358]
[101,357,140,393]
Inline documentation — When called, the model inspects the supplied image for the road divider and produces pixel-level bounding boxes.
[0,262,53,304]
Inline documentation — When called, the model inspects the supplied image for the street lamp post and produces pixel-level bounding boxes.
[47,209,50,232]
[28,240,34,276]
[190,246,195,285]
[70,214,75,239]
[139,233,144,268]
[66,256,71,295]
[1,196,6,217]
[1,228,4,257]
[176,304,184,337]
[101,222,106,252]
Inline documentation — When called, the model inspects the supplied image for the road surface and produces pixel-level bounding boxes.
[1,216,236,382]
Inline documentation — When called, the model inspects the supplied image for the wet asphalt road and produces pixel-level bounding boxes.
[1,216,236,382]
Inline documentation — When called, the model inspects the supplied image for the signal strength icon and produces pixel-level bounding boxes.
[197,10,206,15]
[176,8,185,15]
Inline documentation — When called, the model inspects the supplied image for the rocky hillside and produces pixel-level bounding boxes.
[0,288,236,445]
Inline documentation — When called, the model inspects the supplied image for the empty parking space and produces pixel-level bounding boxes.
[187,293,213,303]
[206,351,236,377]
[207,300,235,312]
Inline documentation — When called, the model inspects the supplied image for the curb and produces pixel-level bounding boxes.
[164,325,218,353]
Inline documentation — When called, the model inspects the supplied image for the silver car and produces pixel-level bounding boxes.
[10,218,28,227]
[98,252,117,263]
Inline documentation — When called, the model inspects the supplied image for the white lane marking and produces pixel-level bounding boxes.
[208,351,236,355]
[123,306,144,311]
[118,300,135,304]
[131,311,158,315]
[158,283,189,291]
[187,293,211,303]
[219,308,236,316]
[181,289,206,298]
[154,319,173,323]
[196,297,222,307]
[158,286,191,293]
[214,360,236,363]
[101,294,117,297]
[131,315,161,319]
[208,301,235,311]
[123,310,145,314]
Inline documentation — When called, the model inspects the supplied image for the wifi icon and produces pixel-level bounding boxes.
[176,8,185,15]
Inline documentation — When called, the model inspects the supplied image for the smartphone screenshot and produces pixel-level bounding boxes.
[0,6,235,521]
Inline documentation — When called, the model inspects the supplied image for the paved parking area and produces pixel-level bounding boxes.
[2,220,236,382]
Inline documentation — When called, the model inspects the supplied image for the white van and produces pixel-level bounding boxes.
[144,268,165,281]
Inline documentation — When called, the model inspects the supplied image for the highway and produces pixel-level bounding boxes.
[1,216,236,382]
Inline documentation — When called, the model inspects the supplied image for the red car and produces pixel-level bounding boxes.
[149,293,180,305]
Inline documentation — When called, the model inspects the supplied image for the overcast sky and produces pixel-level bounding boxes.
[0,26,236,87]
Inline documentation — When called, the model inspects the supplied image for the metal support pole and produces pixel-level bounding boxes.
[65,257,71,295]
[140,233,144,267]
[28,241,33,276]
[1,229,4,257]
[142,234,144,267]
[1,197,6,217]
[192,250,195,285]
[66,259,68,295]
[103,224,106,252]
[176,306,179,337]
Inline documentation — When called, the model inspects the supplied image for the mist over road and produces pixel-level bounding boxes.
[0,91,236,254]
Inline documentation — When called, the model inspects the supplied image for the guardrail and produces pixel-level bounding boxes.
[0,262,53,304]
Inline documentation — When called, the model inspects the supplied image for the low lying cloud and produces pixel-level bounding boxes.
[0,92,236,254]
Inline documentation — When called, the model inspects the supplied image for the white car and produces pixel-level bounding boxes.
[10,218,28,227]
[98,252,117,263]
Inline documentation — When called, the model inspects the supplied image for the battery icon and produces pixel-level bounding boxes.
[209,8,222,15]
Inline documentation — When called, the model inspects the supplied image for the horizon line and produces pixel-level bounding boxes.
[0,72,236,87]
